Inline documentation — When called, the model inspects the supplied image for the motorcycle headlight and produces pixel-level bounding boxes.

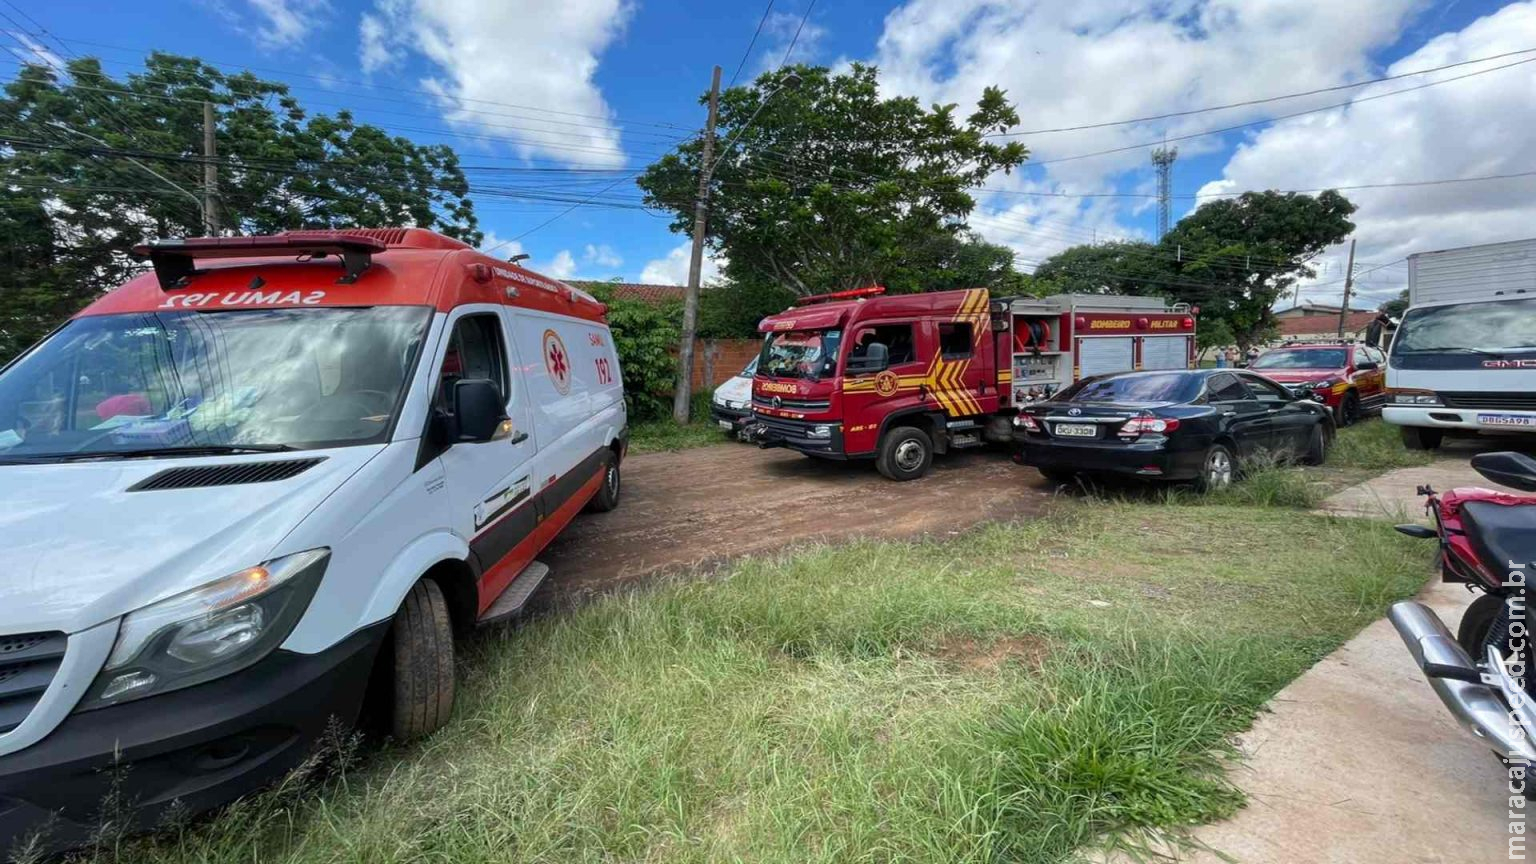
[78,548,329,710]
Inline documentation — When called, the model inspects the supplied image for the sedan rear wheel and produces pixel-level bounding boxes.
[1195,444,1235,493]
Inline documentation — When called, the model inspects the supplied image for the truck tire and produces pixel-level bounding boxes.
[585,451,621,513]
[1402,426,1443,451]
[877,426,933,481]
[387,579,455,740]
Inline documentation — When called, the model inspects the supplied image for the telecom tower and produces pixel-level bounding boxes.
[1151,146,1178,240]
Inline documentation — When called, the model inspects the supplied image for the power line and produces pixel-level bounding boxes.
[1028,55,1536,167]
[986,46,1536,138]
[728,0,776,88]
[777,0,818,69]
[977,167,1536,201]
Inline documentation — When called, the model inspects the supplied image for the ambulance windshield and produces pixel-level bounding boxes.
[760,329,842,380]
[0,306,431,461]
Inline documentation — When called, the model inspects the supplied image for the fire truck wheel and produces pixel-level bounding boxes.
[877,426,933,481]
[586,451,621,512]
[386,578,456,741]
[1194,444,1235,493]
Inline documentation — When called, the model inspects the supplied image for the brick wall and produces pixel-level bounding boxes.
[689,338,760,390]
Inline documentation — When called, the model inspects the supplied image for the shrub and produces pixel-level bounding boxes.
[589,286,681,422]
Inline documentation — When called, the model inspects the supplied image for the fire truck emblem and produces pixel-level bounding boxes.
[772,396,783,408]
[543,329,571,395]
[874,370,900,397]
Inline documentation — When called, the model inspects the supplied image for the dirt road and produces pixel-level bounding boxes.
[539,442,1048,602]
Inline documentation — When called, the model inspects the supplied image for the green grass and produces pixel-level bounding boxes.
[1330,418,1433,471]
[88,503,1431,864]
[628,417,730,453]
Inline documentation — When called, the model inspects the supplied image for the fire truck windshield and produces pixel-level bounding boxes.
[760,329,842,380]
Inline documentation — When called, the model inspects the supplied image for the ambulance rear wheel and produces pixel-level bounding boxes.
[586,451,621,513]
[385,578,455,741]
[877,426,933,481]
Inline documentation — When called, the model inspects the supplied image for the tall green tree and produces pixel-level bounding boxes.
[1160,190,1356,350]
[1033,190,1356,350]
[1379,289,1410,318]
[0,53,480,359]
[637,64,1029,299]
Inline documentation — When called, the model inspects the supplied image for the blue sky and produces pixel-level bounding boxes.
[8,0,1535,307]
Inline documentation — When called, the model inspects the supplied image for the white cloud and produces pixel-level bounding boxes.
[640,240,724,285]
[583,243,623,269]
[5,30,64,71]
[748,8,828,79]
[359,0,632,167]
[871,0,1426,262]
[1197,1,1536,307]
[242,0,331,48]
[545,249,578,279]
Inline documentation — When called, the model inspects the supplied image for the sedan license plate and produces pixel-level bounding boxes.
[718,420,735,430]
[1478,413,1536,427]
[1053,423,1096,438]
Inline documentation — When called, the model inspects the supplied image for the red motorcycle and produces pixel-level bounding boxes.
[1390,451,1536,763]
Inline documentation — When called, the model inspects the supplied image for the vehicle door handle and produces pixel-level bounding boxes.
[510,431,529,445]
[1266,408,1279,414]
[1222,410,1237,417]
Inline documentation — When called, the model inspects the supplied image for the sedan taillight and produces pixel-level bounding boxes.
[1012,413,1041,432]
[1119,416,1180,438]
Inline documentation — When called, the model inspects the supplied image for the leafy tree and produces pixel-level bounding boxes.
[637,64,1029,299]
[1032,190,1356,351]
[0,53,480,359]
[585,284,681,422]
[1160,191,1356,350]
[1030,240,1175,296]
[1379,289,1410,319]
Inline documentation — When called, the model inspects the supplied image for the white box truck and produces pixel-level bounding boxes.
[1385,237,1536,449]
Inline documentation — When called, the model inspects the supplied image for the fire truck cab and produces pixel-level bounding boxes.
[751,288,1195,480]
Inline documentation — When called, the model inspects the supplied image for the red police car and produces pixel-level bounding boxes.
[1248,343,1387,426]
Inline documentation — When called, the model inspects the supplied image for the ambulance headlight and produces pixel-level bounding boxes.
[78,549,329,710]
[808,424,833,439]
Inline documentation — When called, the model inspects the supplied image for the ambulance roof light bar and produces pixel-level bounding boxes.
[131,231,390,291]
[793,285,886,306]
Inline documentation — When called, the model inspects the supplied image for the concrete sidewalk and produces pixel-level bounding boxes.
[1110,460,1522,863]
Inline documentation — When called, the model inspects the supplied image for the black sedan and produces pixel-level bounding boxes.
[1012,369,1334,490]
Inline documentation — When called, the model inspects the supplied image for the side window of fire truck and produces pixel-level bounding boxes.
[938,322,973,360]
[1206,373,1252,403]
[437,314,509,412]
[851,324,916,366]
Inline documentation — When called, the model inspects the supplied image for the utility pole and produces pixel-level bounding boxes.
[673,65,722,424]
[1336,237,1357,338]
[202,101,220,235]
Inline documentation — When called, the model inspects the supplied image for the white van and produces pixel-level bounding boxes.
[0,229,627,850]
[1386,239,1536,449]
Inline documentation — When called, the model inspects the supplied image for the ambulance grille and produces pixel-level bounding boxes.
[128,458,326,491]
[0,631,65,736]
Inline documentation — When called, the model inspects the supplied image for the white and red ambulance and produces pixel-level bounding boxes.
[0,228,626,850]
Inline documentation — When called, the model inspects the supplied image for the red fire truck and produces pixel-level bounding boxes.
[750,287,1196,480]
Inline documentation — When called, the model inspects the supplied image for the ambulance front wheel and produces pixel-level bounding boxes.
[877,426,933,481]
[383,578,456,741]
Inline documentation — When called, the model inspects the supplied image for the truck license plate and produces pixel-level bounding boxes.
[1054,423,1096,438]
[1478,413,1536,427]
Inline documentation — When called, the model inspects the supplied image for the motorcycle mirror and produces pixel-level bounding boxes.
[1471,451,1536,493]
[1394,524,1437,539]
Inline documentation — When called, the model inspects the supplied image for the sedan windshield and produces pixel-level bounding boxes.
[0,306,431,460]
[1252,348,1346,370]
[1057,372,1200,404]
[760,330,841,380]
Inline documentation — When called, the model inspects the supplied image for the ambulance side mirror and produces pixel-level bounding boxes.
[451,378,510,442]
[846,342,889,375]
